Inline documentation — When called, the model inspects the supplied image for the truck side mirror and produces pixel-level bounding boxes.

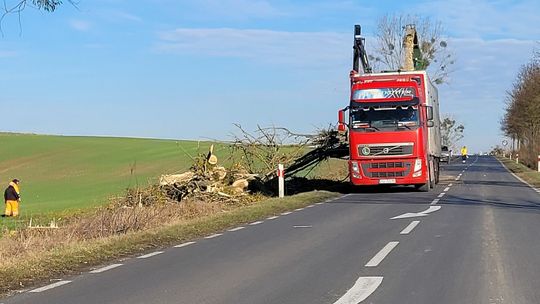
[426,106,434,121]
[338,109,347,132]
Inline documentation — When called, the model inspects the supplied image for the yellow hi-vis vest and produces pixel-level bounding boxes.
[461,147,468,156]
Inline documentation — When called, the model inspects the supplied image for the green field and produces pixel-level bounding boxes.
[0,133,225,216]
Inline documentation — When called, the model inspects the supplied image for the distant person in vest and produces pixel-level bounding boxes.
[4,179,21,217]
[461,146,468,163]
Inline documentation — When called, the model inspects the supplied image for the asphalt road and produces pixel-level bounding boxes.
[3,156,540,304]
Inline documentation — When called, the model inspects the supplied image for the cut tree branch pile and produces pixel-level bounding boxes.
[158,126,349,202]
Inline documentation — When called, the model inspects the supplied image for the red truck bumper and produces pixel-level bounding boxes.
[349,159,428,186]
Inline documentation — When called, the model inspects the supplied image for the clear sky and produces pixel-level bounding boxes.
[1,0,538,152]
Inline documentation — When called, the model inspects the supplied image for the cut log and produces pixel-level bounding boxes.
[159,172,195,186]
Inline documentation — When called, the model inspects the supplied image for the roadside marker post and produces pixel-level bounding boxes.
[537,155,540,172]
[277,164,285,198]
[516,154,519,164]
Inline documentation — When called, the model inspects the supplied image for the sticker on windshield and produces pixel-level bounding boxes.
[353,88,415,100]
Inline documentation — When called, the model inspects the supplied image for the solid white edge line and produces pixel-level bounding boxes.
[174,241,196,248]
[137,251,164,259]
[496,158,539,192]
[281,211,292,215]
[249,221,264,225]
[315,202,324,205]
[400,221,420,235]
[90,263,123,274]
[204,233,223,239]
[365,241,399,267]
[267,216,279,220]
[333,276,383,304]
[306,205,314,208]
[30,280,71,293]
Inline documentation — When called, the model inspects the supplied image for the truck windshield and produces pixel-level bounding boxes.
[350,106,419,131]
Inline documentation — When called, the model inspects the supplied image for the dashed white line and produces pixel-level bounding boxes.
[227,227,245,232]
[443,187,450,192]
[293,225,313,228]
[306,205,314,208]
[365,241,399,267]
[137,251,164,259]
[281,211,292,215]
[333,277,383,304]
[448,183,453,187]
[400,221,420,235]
[438,193,445,198]
[267,215,279,220]
[294,208,304,211]
[315,202,325,205]
[90,264,123,273]
[30,280,71,293]
[174,241,196,248]
[204,233,223,239]
[430,198,440,205]
[249,221,264,226]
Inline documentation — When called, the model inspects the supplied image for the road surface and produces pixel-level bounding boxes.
[3,156,540,304]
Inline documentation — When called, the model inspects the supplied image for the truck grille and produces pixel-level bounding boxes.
[371,162,404,169]
[371,171,404,178]
[358,143,413,157]
[361,161,412,179]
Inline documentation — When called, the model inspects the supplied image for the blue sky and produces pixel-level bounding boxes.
[0,0,538,152]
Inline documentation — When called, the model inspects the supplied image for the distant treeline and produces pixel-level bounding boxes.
[501,49,540,168]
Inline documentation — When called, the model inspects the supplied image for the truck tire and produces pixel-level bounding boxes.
[415,182,430,192]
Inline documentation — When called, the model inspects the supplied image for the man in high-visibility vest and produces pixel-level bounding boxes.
[4,179,21,217]
[461,146,468,163]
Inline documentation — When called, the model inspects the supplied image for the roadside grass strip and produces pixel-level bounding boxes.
[0,191,339,296]
[90,264,123,273]
[29,281,71,293]
[365,242,399,267]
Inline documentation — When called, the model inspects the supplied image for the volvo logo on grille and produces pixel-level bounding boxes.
[361,147,371,156]
[383,148,390,154]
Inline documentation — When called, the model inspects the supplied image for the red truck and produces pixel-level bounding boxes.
[338,25,441,191]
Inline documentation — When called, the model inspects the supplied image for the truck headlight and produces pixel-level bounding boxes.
[413,158,422,172]
[351,161,361,178]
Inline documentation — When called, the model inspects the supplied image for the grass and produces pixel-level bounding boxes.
[0,133,229,217]
[498,156,540,187]
[0,190,339,296]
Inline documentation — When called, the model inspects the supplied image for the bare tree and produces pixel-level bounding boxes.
[440,116,464,149]
[1,0,75,33]
[370,14,455,85]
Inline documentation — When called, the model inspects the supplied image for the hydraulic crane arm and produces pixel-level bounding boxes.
[352,25,372,74]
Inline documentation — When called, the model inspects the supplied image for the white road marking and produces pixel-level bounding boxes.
[294,208,304,211]
[267,216,279,220]
[391,205,441,219]
[306,205,314,208]
[455,176,461,181]
[227,227,245,232]
[438,193,445,198]
[249,221,264,226]
[448,183,453,187]
[204,233,223,239]
[400,221,420,235]
[90,264,123,273]
[430,199,440,205]
[332,277,383,304]
[281,211,292,215]
[315,202,325,205]
[365,242,399,267]
[443,187,450,192]
[293,225,313,228]
[30,280,71,293]
[174,241,196,248]
[137,251,164,259]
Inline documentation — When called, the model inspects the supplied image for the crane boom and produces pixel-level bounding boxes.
[352,25,372,74]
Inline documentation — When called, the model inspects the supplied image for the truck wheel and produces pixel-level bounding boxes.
[429,158,435,188]
[434,161,440,184]
[415,183,430,192]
